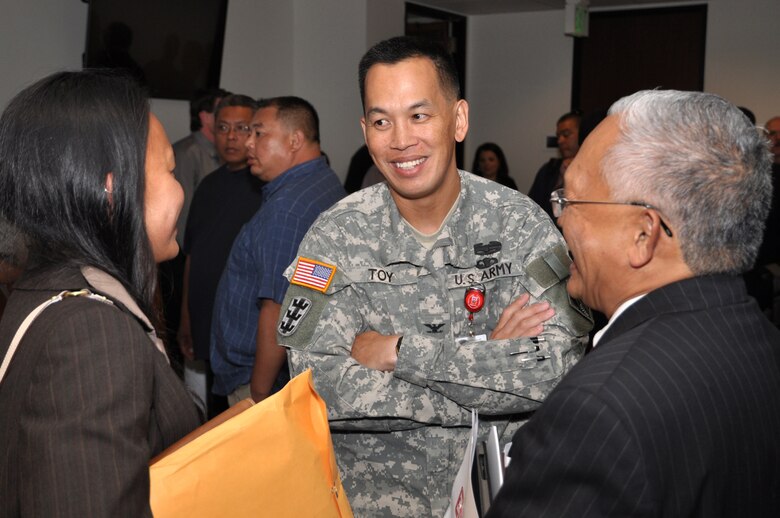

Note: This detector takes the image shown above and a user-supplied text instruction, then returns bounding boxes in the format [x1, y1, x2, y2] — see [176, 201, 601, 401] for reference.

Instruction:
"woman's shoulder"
[2, 266, 158, 361]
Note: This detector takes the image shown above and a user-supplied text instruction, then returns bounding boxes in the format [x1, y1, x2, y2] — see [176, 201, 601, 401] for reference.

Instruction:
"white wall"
[367, 0, 405, 48]
[466, 10, 573, 193]
[703, 0, 780, 126]
[221, 0, 294, 97]
[0, 2, 88, 113]
[292, 0, 369, 178]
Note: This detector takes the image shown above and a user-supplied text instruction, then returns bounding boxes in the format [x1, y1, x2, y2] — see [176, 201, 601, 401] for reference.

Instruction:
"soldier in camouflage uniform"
[276, 37, 592, 517]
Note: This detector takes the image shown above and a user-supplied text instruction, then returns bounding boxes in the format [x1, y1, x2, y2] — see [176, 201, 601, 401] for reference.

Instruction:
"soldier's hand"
[351, 330, 399, 372]
[491, 293, 555, 340]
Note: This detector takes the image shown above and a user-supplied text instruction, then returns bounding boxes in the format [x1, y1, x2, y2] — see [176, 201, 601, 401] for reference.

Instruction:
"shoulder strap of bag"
[80, 266, 168, 361]
[0, 266, 170, 384]
[0, 289, 113, 383]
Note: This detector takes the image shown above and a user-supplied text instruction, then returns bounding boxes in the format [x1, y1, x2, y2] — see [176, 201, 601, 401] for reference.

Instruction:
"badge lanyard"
[464, 283, 485, 337]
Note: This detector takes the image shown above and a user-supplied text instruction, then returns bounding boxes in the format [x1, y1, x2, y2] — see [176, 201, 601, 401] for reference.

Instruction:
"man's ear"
[454, 99, 469, 143]
[628, 210, 661, 269]
[289, 129, 304, 152]
[198, 111, 214, 132]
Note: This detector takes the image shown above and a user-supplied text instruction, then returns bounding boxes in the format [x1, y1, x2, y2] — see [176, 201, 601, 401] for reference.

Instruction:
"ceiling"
[410, 0, 697, 15]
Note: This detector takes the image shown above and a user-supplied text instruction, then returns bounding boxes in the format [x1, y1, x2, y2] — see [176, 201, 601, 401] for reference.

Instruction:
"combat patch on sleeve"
[526, 244, 571, 290]
[290, 257, 336, 293]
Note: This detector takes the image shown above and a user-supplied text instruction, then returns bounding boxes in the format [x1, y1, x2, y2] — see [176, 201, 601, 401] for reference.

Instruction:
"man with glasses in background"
[487, 90, 780, 517]
[161, 88, 227, 375]
[178, 94, 263, 417]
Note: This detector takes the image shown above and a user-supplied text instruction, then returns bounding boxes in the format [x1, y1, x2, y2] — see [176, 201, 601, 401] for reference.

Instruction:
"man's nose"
[390, 122, 415, 150]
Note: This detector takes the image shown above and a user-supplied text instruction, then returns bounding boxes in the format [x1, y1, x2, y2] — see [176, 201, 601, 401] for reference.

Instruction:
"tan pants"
[227, 383, 252, 407]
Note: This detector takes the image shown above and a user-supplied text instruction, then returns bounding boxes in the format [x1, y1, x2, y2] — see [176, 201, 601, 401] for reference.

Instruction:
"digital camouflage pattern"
[278, 172, 592, 517]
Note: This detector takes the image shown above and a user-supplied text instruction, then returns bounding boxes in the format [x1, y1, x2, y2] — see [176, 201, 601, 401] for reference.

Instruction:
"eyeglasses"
[216, 122, 251, 135]
[550, 188, 673, 237]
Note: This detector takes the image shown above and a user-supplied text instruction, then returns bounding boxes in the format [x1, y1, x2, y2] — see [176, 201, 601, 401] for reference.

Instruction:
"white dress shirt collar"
[592, 293, 647, 348]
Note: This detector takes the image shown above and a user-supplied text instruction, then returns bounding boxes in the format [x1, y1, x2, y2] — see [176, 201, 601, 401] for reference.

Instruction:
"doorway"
[572, 5, 708, 114]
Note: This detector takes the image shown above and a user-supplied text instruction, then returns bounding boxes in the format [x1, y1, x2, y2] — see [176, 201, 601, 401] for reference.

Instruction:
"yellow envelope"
[150, 369, 353, 518]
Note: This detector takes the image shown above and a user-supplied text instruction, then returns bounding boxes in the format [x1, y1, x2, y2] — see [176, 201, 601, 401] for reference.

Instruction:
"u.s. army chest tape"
[278, 244, 592, 344]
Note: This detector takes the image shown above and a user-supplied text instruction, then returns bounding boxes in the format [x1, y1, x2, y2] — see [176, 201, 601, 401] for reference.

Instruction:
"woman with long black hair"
[0, 70, 200, 516]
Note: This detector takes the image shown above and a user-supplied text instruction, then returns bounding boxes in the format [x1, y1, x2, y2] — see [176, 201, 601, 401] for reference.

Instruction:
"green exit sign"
[565, 0, 590, 37]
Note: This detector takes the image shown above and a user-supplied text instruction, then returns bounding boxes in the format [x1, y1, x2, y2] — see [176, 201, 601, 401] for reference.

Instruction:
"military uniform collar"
[374, 171, 496, 269]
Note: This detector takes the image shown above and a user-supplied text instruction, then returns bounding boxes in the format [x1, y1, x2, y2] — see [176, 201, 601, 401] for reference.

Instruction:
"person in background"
[160, 87, 228, 373]
[344, 144, 374, 193]
[178, 94, 263, 418]
[757, 115, 780, 266]
[0, 70, 200, 516]
[487, 90, 780, 517]
[173, 88, 230, 244]
[528, 111, 582, 218]
[471, 142, 517, 189]
[744, 114, 780, 318]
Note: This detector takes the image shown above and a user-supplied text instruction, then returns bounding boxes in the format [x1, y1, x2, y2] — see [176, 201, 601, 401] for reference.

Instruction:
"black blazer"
[487, 275, 780, 517]
[0, 266, 200, 517]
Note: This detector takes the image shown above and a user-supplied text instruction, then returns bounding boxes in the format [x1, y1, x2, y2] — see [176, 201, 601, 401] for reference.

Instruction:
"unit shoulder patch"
[278, 296, 313, 337]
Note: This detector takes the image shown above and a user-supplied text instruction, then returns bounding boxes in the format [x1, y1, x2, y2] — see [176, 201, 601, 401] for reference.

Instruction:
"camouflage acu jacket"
[278, 171, 592, 517]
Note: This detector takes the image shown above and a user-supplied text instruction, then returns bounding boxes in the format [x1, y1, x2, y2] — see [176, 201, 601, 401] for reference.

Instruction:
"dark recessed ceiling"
[409, 0, 697, 15]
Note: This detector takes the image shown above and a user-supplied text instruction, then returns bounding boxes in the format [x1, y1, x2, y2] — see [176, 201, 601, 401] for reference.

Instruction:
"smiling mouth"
[393, 157, 426, 170]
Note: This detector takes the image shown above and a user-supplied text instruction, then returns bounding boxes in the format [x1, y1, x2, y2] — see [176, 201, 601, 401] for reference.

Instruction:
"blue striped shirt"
[210, 157, 345, 395]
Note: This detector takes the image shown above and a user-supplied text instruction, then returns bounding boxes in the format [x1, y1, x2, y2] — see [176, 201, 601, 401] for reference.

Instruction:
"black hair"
[0, 70, 157, 317]
[358, 36, 461, 109]
[189, 87, 230, 131]
[257, 96, 320, 144]
[215, 94, 258, 117]
[557, 110, 582, 126]
[472, 142, 510, 181]
[738, 106, 756, 125]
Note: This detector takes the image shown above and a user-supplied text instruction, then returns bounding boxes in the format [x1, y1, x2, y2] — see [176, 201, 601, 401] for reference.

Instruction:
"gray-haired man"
[488, 90, 780, 517]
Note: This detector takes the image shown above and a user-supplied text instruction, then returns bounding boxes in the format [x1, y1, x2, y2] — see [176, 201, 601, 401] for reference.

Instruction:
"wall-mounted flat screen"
[83, 0, 228, 100]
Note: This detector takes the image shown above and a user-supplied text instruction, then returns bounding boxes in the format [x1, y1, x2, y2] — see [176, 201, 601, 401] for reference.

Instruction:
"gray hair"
[603, 90, 772, 274]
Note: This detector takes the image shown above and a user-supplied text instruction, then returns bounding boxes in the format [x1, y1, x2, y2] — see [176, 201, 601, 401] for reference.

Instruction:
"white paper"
[486, 425, 504, 500]
[443, 409, 479, 518]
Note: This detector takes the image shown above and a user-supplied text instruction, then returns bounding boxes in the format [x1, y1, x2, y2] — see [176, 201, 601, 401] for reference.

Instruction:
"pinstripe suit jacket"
[0, 266, 200, 517]
[487, 275, 780, 517]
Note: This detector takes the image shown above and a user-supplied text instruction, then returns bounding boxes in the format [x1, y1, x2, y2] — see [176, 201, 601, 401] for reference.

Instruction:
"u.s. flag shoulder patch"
[290, 257, 337, 293]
